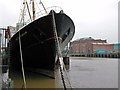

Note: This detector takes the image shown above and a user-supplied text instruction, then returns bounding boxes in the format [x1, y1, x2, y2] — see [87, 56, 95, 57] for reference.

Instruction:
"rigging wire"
[18, 2, 24, 24]
[25, 0, 32, 21]
[18, 32, 27, 89]
[40, 0, 48, 14]
[35, 0, 44, 16]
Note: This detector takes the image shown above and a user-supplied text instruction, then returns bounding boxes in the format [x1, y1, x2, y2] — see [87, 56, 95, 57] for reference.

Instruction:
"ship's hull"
[9, 10, 75, 77]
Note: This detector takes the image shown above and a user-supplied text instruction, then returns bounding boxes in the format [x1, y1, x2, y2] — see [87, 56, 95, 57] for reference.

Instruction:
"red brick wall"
[70, 38, 107, 54]
[92, 44, 114, 52]
[70, 41, 80, 53]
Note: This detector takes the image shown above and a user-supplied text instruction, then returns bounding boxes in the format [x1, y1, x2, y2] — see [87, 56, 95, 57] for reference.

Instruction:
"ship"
[8, 0, 75, 78]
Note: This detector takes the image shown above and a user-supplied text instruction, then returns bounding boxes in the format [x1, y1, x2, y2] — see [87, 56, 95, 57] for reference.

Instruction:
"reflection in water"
[8, 64, 71, 88]
[10, 72, 57, 88]
[8, 69, 62, 88]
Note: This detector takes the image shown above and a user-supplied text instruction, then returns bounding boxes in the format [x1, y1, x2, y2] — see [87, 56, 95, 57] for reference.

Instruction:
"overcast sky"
[0, 0, 119, 43]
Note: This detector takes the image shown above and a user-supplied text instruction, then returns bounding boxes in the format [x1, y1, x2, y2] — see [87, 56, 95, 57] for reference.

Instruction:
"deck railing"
[26, 6, 62, 25]
[17, 6, 62, 31]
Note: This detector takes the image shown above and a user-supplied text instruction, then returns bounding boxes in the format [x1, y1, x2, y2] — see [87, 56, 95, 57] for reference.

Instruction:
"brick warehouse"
[69, 37, 120, 55]
[92, 43, 114, 53]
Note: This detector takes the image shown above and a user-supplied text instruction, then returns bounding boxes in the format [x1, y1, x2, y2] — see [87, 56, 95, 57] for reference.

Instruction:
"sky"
[0, 0, 119, 43]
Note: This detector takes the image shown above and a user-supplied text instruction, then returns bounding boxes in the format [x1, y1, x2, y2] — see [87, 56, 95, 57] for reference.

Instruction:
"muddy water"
[8, 69, 64, 88]
[68, 57, 118, 88]
[1, 57, 118, 88]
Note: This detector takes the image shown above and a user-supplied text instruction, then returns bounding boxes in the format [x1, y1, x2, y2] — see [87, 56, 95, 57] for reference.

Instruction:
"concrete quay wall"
[70, 53, 120, 58]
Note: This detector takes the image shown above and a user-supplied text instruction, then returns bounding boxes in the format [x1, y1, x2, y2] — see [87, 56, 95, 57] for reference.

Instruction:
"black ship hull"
[9, 10, 75, 77]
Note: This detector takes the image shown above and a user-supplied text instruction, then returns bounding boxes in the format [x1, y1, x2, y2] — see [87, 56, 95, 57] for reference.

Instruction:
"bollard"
[63, 57, 70, 65]
[118, 54, 120, 58]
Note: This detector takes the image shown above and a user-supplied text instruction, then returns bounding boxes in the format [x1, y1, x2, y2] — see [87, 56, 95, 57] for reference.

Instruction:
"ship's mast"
[19, 0, 48, 25]
[32, 0, 35, 20]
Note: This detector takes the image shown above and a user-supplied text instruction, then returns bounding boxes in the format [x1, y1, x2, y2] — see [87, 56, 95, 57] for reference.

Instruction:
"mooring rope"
[62, 59, 73, 90]
[58, 58, 67, 90]
[18, 32, 27, 88]
[51, 10, 72, 89]
[51, 10, 66, 89]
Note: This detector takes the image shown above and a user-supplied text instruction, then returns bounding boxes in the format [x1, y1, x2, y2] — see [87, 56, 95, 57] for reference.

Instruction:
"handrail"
[35, 6, 62, 19]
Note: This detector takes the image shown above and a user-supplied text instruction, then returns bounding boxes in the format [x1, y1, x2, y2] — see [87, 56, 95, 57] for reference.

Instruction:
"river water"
[0, 57, 118, 89]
